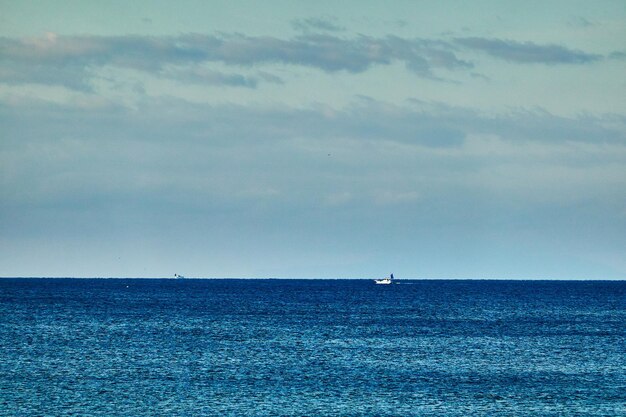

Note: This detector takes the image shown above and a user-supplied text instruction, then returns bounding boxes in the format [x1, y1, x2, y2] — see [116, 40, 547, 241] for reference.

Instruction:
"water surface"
[0, 279, 624, 416]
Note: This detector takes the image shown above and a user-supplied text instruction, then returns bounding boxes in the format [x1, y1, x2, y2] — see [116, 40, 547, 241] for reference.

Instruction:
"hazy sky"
[1, 1, 625, 278]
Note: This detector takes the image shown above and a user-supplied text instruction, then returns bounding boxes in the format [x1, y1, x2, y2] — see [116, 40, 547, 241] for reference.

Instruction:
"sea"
[0, 278, 624, 416]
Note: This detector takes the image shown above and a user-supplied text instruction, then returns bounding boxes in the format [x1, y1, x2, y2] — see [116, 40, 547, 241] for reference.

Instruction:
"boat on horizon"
[174, 274, 185, 279]
[374, 273, 394, 285]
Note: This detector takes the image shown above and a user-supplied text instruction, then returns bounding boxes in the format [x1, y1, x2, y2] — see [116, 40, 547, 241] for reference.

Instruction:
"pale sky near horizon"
[1, 1, 625, 279]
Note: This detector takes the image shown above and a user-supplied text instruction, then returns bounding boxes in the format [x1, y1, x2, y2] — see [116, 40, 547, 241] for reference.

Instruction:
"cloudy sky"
[1, 1, 625, 279]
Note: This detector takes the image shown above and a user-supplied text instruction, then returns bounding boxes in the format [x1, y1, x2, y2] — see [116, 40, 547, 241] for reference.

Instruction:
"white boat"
[174, 274, 185, 279]
[374, 273, 394, 285]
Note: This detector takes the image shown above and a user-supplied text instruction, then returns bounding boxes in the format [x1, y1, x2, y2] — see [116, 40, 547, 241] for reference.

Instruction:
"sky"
[1, 1, 625, 279]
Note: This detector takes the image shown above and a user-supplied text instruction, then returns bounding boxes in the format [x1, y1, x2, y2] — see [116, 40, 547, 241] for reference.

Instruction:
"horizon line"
[1, 276, 625, 281]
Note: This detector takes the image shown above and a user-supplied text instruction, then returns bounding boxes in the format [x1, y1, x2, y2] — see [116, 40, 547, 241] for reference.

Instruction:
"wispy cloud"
[159, 66, 283, 88]
[1, 32, 606, 92]
[455, 37, 602, 64]
[3, 96, 625, 278]
[3, 96, 623, 162]
[3, 96, 625, 259]
[567, 16, 594, 28]
[0, 32, 473, 90]
[609, 51, 626, 60]
[292, 17, 345, 33]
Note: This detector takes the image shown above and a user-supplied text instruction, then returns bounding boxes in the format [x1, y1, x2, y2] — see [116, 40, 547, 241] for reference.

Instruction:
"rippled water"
[0, 279, 624, 416]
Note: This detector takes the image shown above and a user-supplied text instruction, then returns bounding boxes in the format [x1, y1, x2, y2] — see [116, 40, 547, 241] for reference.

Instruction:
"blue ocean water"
[0, 279, 624, 416]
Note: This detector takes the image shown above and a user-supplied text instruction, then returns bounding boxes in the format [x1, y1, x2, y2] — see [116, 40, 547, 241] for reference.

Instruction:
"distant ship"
[374, 273, 394, 285]
[174, 274, 185, 279]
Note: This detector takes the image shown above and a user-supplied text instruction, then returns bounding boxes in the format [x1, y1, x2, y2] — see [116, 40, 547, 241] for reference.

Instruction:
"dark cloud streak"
[292, 17, 345, 32]
[0, 33, 473, 90]
[0, 33, 604, 91]
[159, 67, 284, 88]
[455, 37, 602, 64]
